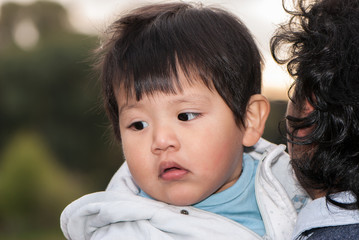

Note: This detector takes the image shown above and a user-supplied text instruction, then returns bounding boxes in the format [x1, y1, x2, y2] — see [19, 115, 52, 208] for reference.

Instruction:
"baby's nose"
[151, 125, 180, 154]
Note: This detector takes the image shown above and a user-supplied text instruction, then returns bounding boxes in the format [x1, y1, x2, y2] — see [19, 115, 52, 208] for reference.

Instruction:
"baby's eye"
[178, 112, 200, 121]
[129, 121, 149, 130]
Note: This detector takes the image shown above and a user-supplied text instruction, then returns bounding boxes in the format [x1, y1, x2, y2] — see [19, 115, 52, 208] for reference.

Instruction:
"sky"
[0, 0, 293, 100]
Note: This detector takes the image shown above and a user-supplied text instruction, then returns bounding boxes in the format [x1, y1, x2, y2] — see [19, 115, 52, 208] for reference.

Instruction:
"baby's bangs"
[114, 38, 214, 101]
[117, 58, 213, 101]
[119, 58, 181, 101]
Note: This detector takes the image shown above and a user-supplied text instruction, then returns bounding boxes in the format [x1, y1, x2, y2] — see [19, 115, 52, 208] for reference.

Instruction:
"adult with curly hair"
[271, 0, 359, 239]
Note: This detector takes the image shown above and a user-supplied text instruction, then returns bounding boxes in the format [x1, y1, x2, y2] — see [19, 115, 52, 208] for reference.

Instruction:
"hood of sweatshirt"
[60, 138, 308, 240]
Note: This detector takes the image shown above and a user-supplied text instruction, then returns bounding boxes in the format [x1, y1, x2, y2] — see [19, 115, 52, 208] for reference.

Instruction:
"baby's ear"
[242, 94, 270, 147]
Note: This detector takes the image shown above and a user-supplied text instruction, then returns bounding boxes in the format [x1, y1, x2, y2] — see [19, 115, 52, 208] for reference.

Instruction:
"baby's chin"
[164, 199, 197, 206]
[153, 193, 208, 206]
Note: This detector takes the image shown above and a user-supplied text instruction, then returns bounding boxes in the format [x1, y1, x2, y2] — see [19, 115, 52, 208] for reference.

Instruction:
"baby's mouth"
[159, 162, 189, 181]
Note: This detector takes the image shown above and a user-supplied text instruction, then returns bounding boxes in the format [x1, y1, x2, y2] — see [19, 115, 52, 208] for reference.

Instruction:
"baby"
[61, 2, 308, 239]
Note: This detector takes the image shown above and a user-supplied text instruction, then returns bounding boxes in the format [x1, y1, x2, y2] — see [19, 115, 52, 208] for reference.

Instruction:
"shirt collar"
[292, 191, 359, 239]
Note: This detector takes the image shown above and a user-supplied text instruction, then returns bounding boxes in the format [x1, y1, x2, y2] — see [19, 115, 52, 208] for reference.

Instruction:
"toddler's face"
[116, 73, 244, 206]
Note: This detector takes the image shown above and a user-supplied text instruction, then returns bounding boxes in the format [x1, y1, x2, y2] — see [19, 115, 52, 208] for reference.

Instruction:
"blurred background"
[0, 0, 291, 239]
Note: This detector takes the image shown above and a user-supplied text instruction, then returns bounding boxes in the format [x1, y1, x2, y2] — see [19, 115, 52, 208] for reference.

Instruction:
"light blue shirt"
[193, 153, 264, 236]
[139, 154, 265, 236]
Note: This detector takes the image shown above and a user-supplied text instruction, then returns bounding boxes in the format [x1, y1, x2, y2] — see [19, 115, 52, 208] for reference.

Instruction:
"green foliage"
[0, 131, 85, 235]
[0, 1, 123, 190]
[0, 0, 71, 44]
[0, 1, 123, 238]
[0, 229, 63, 240]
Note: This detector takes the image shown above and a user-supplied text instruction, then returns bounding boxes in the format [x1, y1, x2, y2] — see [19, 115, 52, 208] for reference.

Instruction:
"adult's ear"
[242, 94, 270, 147]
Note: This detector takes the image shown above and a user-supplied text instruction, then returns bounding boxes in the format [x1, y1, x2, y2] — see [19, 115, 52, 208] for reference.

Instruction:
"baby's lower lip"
[160, 168, 188, 181]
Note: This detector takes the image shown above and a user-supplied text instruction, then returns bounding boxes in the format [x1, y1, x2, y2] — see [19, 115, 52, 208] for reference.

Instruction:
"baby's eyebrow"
[168, 94, 211, 105]
[118, 103, 141, 116]
[118, 93, 211, 116]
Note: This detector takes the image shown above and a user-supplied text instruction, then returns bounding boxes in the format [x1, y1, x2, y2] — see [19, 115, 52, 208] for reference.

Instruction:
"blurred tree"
[0, 1, 123, 192]
[0, 1, 71, 44]
[0, 130, 86, 237]
[26, 1, 71, 36]
[0, 2, 124, 238]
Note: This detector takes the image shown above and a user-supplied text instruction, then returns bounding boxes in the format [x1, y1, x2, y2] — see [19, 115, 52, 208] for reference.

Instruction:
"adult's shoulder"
[304, 223, 359, 240]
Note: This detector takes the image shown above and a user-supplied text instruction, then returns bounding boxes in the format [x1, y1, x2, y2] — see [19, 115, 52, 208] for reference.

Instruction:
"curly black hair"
[271, 0, 359, 210]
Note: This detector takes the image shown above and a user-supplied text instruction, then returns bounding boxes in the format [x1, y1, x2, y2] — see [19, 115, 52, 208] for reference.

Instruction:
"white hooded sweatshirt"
[60, 138, 308, 240]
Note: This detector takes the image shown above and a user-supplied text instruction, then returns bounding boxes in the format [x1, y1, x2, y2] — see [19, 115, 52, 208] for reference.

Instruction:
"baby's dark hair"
[96, 2, 262, 141]
[271, 0, 359, 209]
